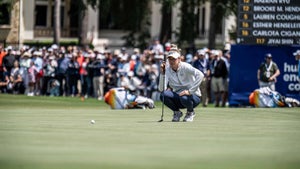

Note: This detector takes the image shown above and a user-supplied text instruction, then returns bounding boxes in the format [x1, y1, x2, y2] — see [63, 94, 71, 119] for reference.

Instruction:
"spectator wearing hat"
[210, 50, 228, 107]
[27, 60, 39, 96]
[3, 46, 16, 76]
[293, 50, 300, 79]
[119, 47, 129, 62]
[9, 60, 24, 94]
[19, 52, 32, 95]
[193, 49, 211, 107]
[257, 53, 280, 91]
[90, 54, 107, 100]
[159, 44, 204, 122]
[42, 54, 58, 95]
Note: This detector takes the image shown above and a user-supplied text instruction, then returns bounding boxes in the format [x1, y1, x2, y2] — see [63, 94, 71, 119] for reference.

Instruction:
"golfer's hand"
[179, 90, 190, 96]
[160, 61, 166, 75]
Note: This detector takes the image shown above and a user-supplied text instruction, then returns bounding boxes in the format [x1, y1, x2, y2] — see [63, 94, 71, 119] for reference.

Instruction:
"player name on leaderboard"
[237, 0, 300, 45]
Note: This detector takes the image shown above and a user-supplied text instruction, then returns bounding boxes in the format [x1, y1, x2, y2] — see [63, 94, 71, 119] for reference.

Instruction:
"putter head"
[158, 119, 163, 122]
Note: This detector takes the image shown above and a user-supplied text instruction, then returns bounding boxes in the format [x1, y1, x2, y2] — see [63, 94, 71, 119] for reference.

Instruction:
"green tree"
[156, 0, 178, 44]
[178, 0, 197, 46]
[121, 0, 151, 50]
[208, 0, 237, 49]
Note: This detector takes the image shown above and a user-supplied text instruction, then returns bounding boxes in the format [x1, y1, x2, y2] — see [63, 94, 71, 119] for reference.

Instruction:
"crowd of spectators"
[0, 40, 231, 106]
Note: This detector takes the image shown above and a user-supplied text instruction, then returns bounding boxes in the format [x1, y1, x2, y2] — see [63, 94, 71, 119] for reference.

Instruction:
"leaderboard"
[237, 0, 300, 45]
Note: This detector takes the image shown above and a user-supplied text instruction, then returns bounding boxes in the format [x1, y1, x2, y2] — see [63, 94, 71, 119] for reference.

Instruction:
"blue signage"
[229, 45, 300, 106]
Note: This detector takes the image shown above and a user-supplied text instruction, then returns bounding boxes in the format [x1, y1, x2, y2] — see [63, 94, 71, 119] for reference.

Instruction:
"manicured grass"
[0, 94, 300, 169]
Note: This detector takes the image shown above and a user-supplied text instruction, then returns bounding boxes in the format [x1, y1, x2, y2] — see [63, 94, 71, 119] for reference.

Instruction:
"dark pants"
[160, 90, 201, 112]
[67, 75, 79, 96]
[80, 75, 92, 97]
[56, 73, 68, 96]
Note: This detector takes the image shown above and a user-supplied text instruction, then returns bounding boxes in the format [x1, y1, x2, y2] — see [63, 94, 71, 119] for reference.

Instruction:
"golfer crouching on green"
[159, 44, 204, 122]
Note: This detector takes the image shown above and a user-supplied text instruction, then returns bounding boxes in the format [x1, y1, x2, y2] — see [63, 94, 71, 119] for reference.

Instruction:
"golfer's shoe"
[172, 111, 183, 122]
[183, 111, 195, 122]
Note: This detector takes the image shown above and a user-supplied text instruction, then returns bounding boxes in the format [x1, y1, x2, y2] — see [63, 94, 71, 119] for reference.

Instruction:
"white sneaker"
[172, 111, 183, 122]
[183, 111, 195, 122]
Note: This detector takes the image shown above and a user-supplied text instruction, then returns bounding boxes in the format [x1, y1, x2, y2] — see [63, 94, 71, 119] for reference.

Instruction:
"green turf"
[0, 94, 300, 169]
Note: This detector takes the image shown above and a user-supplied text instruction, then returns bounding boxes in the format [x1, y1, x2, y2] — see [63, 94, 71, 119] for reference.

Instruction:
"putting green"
[0, 94, 299, 169]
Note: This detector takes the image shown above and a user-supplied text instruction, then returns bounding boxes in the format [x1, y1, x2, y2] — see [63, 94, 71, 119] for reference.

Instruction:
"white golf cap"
[33, 51, 42, 56]
[96, 54, 105, 60]
[167, 51, 180, 59]
[127, 71, 134, 77]
[211, 50, 219, 56]
[51, 44, 58, 49]
[197, 49, 206, 56]
[6, 46, 12, 51]
[22, 52, 31, 57]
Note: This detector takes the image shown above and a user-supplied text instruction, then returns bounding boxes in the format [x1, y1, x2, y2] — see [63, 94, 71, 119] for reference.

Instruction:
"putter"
[158, 91, 164, 122]
[158, 59, 166, 122]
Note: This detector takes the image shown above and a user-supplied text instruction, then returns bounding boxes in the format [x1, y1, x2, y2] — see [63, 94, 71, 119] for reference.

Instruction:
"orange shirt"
[77, 55, 85, 75]
[0, 51, 7, 71]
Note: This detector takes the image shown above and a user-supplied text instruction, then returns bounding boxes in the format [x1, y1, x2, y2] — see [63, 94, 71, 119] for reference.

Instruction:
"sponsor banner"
[229, 44, 300, 106]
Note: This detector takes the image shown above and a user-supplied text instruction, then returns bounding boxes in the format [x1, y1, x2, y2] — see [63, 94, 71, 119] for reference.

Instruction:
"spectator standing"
[56, 50, 71, 96]
[77, 50, 85, 96]
[257, 53, 280, 91]
[27, 60, 39, 96]
[91, 54, 106, 100]
[3, 46, 16, 78]
[193, 49, 210, 107]
[104, 50, 118, 93]
[67, 53, 80, 97]
[80, 54, 92, 99]
[221, 50, 230, 107]
[32, 51, 44, 95]
[19, 52, 32, 95]
[210, 50, 228, 107]
[42, 54, 57, 95]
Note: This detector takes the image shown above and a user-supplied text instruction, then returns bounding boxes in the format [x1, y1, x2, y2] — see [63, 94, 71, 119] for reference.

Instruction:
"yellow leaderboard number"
[256, 38, 265, 44]
[243, 6, 250, 12]
[242, 30, 249, 36]
[242, 22, 249, 28]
